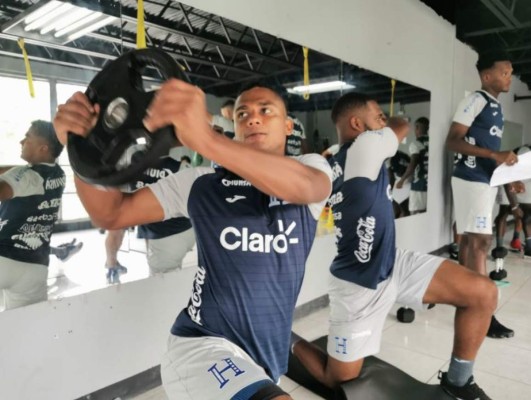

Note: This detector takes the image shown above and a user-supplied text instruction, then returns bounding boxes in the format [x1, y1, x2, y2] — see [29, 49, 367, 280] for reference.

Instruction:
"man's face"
[234, 87, 292, 154]
[20, 128, 47, 163]
[358, 100, 387, 132]
[485, 61, 513, 93]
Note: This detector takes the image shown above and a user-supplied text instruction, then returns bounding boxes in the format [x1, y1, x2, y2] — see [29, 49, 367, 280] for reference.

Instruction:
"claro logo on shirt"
[220, 220, 299, 253]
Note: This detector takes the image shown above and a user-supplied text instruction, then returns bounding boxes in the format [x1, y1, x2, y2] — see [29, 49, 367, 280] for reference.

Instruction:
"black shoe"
[487, 315, 514, 338]
[57, 238, 77, 248]
[57, 242, 83, 262]
[439, 372, 492, 400]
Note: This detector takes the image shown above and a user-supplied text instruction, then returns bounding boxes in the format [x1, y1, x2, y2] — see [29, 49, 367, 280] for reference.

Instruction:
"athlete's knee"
[248, 383, 291, 400]
[325, 358, 362, 387]
[465, 275, 497, 311]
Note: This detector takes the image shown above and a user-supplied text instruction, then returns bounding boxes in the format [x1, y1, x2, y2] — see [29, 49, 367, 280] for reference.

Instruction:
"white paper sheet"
[392, 180, 411, 203]
[490, 152, 531, 187]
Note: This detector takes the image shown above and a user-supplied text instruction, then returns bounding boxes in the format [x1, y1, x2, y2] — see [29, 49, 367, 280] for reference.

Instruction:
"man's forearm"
[447, 139, 494, 159]
[198, 133, 331, 204]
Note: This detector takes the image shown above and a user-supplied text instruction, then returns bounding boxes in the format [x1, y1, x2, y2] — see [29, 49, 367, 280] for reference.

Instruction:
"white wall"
[2, 1, 531, 399]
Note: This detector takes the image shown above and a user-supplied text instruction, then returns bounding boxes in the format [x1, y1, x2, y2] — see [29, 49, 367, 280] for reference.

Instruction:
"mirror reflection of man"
[446, 51, 518, 339]
[285, 114, 309, 156]
[210, 99, 235, 139]
[0, 121, 65, 310]
[396, 117, 429, 214]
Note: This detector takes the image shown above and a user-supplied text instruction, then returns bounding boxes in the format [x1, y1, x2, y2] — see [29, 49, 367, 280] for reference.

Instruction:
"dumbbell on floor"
[489, 246, 508, 281]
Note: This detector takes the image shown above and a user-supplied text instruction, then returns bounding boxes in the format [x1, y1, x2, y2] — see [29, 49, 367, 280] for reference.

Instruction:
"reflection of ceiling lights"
[287, 80, 356, 95]
[1, 0, 119, 45]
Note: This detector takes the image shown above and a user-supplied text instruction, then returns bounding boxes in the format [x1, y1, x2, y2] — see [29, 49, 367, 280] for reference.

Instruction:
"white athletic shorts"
[452, 177, 497, 235]
[161, 335, 274, 400]
[0, 255, 47, 310]
[327, 248, 443, 363]
[408, 190, 427, 212]
[146, 228, 195, 274]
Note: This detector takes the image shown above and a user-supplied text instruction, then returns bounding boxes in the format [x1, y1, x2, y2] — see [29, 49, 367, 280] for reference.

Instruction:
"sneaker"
[510, 238, 523, 251]
[105, 263, 128, 284]
[57, 238, 77, 248]
[487, 315, 514, 338]
[57, 239, 83, 262]
[439, 371, 492, 400]
[524, 247, 531, 258]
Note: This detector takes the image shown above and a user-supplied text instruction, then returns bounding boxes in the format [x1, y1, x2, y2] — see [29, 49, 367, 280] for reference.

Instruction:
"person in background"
[293, 93, 497, 400]
[285, 114, 309, 156]
[446, 51, 518, 339]
[396, 117, 429, 214]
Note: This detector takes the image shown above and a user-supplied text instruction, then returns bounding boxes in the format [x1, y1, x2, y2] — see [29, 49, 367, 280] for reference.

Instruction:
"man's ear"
[349, 115, 361, 131]
[40, 143, 50, 157]
[285, 117, 294, 136]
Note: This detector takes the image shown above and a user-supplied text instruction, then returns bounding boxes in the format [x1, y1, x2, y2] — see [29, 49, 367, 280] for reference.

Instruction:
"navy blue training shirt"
[149, 154, 332, 381]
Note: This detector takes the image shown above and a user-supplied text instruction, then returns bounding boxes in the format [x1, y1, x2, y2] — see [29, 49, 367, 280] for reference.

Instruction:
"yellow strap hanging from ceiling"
[137, 0, 147, 49]
[303, 46, 310, 100]
[17, 39, 35, 98]
[389, 79, 396, 117]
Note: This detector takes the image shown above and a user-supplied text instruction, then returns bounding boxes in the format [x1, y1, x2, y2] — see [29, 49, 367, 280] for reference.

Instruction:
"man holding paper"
[446, 51, 519, 339]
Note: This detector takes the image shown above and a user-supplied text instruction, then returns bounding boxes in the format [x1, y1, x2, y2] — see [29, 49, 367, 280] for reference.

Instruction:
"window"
[0, 76, 51, 165]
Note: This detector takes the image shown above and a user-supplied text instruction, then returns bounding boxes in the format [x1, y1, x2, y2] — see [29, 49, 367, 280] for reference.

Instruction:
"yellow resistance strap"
[17, 39, 35, 98]
[390, 79, 396, 117]
[303, 46, 310, 100]
[137, 0, 146, 49]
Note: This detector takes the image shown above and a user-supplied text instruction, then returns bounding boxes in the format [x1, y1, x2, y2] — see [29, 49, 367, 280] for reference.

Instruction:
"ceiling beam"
[462, 21, 531, 37]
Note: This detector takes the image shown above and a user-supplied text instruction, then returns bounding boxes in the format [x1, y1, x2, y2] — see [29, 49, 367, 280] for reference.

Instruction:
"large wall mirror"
[0, 0, 430, 312]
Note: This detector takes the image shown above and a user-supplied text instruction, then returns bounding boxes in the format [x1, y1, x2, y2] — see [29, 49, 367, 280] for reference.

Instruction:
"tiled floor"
[131, 247, 531, 400]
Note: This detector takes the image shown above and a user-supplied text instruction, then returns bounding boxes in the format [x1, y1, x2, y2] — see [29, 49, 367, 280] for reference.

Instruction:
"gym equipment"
[68, 48, 187, 186]
[397, 306, 415, 323]
[287, 336, 452, 400]
[490, 246, 508, 281]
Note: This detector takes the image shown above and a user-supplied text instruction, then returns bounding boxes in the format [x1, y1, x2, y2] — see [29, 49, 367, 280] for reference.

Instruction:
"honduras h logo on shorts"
[475, 216, 487, 229]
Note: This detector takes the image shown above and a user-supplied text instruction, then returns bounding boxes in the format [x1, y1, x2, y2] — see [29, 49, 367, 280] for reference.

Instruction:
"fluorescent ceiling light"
[55, 12, 102, 37]
[287, 80, 356, 95]
[24, 2, 74, 32]
[67, 16, 116, 42]
[1, 0, 119, 45]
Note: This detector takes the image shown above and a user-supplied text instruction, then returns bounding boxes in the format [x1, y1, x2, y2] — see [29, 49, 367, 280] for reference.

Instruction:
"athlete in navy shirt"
[446, 51, 518, 339]
[292, 93, 497, 400]
[0, 120, 65, 310]
[53, 82, 332, 400]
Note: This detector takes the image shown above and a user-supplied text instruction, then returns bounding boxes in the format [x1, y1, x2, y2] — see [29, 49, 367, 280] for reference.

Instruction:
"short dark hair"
[415, 117, 429, 134]
[331, 92, 373, 124]
[476, 50, 511, 72]
[31, 120, 63, 158]
[221, 99, 235, 109]
[236, 80, 289, 112]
